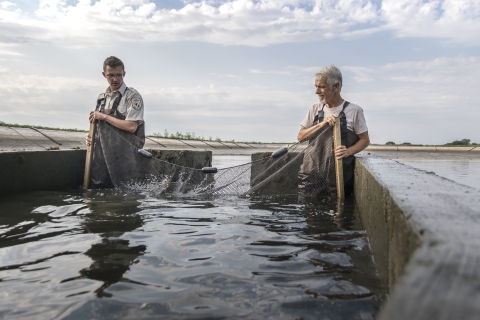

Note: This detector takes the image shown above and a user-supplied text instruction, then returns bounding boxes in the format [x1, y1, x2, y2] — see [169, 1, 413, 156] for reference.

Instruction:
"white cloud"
[0, 66, 102, 120]
[297, 56, 480, 144]
[0, 0, 381, 47]
[0, 64, 311, 138]
[382, 56, 480, 85]
[341, 66, 375, 82]
[382, 0, 480, 46]
[0, 0, 477, 47]
[0, 1, 14, 9]
[0, 49, 23, 56]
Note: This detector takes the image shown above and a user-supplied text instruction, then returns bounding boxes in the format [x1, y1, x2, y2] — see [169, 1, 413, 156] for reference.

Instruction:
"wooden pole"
[83, 121, 96, 189]
[333, 118, 345, 200]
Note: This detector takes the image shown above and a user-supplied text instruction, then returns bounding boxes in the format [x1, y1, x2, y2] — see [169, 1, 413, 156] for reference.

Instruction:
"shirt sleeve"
[125, 92, 144, 124]
[353, 107, 368, 134]
[301, 105, 316, 129]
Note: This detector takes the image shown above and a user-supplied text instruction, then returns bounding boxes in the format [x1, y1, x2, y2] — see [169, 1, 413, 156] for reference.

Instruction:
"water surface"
[0, 158, 384, 319]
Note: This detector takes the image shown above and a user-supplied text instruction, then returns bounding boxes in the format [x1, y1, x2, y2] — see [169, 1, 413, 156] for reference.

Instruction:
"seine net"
[89, 121, 336, 197]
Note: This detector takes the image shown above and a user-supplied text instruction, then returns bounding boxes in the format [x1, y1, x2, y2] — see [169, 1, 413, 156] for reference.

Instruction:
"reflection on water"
[0, 155, 385, 319]
[0, 189, 384, 319]
[395, 159, 480, 190]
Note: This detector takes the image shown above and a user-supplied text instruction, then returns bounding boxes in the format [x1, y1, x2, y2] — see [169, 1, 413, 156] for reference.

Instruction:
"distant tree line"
[150, 130, 227, 142]
[444, 139, 476, 146]
[384, 139, 478, 146]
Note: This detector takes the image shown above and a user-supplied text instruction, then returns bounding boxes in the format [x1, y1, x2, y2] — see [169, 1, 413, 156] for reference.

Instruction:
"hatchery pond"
[0, 156, 385, 320]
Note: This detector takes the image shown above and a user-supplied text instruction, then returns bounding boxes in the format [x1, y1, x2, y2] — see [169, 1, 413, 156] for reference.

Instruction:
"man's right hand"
[325, 115, 337, 127]
[86, 134, 91, 146]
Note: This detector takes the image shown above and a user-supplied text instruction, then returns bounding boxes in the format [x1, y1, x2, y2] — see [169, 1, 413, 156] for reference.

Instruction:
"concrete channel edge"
[354, 155, 480, 320]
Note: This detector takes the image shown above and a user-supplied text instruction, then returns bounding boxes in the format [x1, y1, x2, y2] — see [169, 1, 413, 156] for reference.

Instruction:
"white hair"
[315, 65, 342, 92]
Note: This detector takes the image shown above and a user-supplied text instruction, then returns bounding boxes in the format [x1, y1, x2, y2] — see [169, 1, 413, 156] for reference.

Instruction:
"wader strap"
[338, 101, 350, 132]
[95, 88, 128, 115]
[313, 105, 325, 125]
[96, 94, 106, 112]
[109, 90, 125, 116]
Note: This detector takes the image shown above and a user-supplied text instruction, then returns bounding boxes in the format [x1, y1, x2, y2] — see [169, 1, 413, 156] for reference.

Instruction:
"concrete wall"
[354, 156, 480, 320]
[0, 149, 212, 196]
[0, 150, 87, 196]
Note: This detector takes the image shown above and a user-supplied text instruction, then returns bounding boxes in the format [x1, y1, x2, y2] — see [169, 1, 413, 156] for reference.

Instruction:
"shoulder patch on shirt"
[132, 99, 142, 111]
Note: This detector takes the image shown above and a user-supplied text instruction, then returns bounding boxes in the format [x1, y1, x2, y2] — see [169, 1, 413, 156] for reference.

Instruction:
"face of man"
[103, 65, 125, 92]
[315, 76, 339, 104]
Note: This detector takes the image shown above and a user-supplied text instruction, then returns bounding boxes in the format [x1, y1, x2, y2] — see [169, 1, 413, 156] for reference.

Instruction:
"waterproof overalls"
[89, 89, 146, 188]
[298, 101, 359, 197]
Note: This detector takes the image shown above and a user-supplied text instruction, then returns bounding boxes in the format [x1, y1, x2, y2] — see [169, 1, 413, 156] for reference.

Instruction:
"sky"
[0, 0, 479, 144]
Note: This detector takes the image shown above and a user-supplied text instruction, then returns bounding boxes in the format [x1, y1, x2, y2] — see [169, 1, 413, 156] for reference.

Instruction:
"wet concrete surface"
[0, 127, 288, 155]
[3, 126, 479, 156]
[364, 150, 480, 190]
[355, 155, 480, 320]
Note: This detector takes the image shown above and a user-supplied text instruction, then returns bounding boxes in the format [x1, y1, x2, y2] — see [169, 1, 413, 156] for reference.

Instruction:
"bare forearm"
[103, 115, 138, 133]
[90, 111, 138, 133]
[347, 137, 370, 155]
[297, 122, 328, 142]
[334, 131, 370, 159]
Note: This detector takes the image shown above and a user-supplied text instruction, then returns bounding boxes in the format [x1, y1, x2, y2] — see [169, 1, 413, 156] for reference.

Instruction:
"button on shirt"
[101, 82, 144, 124]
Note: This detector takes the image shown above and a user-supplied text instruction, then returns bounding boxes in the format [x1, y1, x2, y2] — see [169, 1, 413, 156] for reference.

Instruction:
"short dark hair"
[103, 56, 125, 71]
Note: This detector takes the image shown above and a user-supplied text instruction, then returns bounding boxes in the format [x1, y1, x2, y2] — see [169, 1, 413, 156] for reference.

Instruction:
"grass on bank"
[0, 121, 88, 133]
[149, 130, 269, 144]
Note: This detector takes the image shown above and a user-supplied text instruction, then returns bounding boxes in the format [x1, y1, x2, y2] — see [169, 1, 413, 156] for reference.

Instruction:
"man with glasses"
[86, 56, 145, 147]
[86, 56, 145, 188]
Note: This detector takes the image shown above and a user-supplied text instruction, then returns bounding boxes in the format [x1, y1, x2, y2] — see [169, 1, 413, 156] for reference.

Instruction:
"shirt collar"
[105, 82, 127, 96]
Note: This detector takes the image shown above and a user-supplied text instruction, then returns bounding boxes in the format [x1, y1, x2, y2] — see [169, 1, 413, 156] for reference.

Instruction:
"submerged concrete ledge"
[0, 150, 86, 196]
[0, 149, 212, 196]
[354, 156, 480, 320]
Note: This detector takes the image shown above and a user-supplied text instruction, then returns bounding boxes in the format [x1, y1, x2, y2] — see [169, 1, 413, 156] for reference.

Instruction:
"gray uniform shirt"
[99, 82, 144, 124]
[301, 101, 368, 134]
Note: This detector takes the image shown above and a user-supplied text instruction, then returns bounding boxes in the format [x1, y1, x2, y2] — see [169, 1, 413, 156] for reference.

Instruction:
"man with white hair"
[297, 65, 370, 195]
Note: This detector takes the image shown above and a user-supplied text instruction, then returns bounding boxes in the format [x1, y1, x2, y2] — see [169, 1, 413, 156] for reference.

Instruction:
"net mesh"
[90, 121, 336, 198]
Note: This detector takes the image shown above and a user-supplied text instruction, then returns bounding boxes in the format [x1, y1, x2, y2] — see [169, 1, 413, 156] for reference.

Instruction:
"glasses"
[105, 73, 124, 79]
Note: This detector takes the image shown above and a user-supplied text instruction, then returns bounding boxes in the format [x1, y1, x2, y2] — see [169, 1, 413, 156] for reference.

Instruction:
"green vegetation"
[0, 121, 87, 133]
[149, 130, 270, 144]
[373, 138, 479, 147]
[445, 139, 473, 146]
[151, 130, 226, 142]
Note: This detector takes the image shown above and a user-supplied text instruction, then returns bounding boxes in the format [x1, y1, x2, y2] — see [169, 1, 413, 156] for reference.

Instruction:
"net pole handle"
[83, 121, 97, 189]
[333, 119, 345, 200]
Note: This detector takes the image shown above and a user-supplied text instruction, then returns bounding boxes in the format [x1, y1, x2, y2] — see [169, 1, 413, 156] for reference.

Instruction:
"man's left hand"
[89, 111, 107, 123]
[334, 145, 350, 159]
